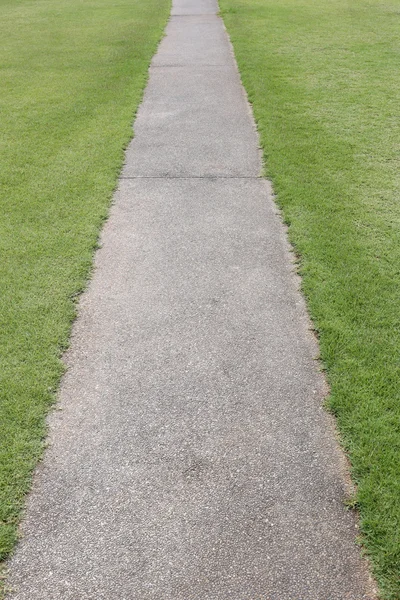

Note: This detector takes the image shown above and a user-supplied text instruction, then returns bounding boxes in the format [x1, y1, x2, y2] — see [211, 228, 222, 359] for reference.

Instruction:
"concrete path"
[8, 0, 376, 598]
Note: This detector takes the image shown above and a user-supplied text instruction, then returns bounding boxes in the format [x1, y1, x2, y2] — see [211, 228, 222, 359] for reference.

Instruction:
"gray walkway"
[8, 0, 375, 598]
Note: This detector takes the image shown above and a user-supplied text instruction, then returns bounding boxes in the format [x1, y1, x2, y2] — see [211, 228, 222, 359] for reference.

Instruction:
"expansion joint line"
[119, 176, 262, 180]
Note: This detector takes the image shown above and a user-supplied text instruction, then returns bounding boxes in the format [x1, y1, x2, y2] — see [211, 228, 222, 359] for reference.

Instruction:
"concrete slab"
[7, 0, 376, 598]
[171, 0, 216, 15]
[152, 16, 232, 67]
[123, 65, 260, 178]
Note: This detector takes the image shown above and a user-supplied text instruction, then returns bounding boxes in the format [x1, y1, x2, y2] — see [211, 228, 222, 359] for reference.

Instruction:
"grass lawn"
[220, 0, 400, 596]
[0, 0, 170, 586]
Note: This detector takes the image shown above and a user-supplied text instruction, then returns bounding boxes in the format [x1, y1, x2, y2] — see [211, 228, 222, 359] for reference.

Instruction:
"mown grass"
[220, 0, 400, 596]
[0, 0, 170, 584]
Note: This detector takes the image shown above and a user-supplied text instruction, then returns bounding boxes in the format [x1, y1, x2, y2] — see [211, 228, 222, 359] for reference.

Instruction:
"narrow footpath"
[8, 0, 375, 598]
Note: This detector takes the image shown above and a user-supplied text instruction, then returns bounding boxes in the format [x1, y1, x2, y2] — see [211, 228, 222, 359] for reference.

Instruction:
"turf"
[0, 0, 170, 581]
[219, 0, 400, 596]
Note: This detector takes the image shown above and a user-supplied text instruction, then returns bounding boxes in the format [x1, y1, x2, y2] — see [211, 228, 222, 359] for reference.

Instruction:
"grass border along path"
[220, 0, 400, 597]
[0, 0, 170, 588]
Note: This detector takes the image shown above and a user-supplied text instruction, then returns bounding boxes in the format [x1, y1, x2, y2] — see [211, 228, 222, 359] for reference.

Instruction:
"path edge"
[218, 3, 379, 597]
[1, 4, 173, 598]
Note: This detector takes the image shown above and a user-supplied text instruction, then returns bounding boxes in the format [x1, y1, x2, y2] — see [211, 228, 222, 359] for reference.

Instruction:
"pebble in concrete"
[7, 0, 376, 598]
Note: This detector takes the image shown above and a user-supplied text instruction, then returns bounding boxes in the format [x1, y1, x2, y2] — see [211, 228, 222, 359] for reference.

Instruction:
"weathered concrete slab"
[7, 0, 376, 598]
[123, 65, 260, 178]
[171, 0, 216, 15]
[152, 16, 232, 67]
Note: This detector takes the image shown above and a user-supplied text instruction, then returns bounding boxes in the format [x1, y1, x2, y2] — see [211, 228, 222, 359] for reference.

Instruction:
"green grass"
[219, 0, 400, 597]
[0, 0, 170, 582]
